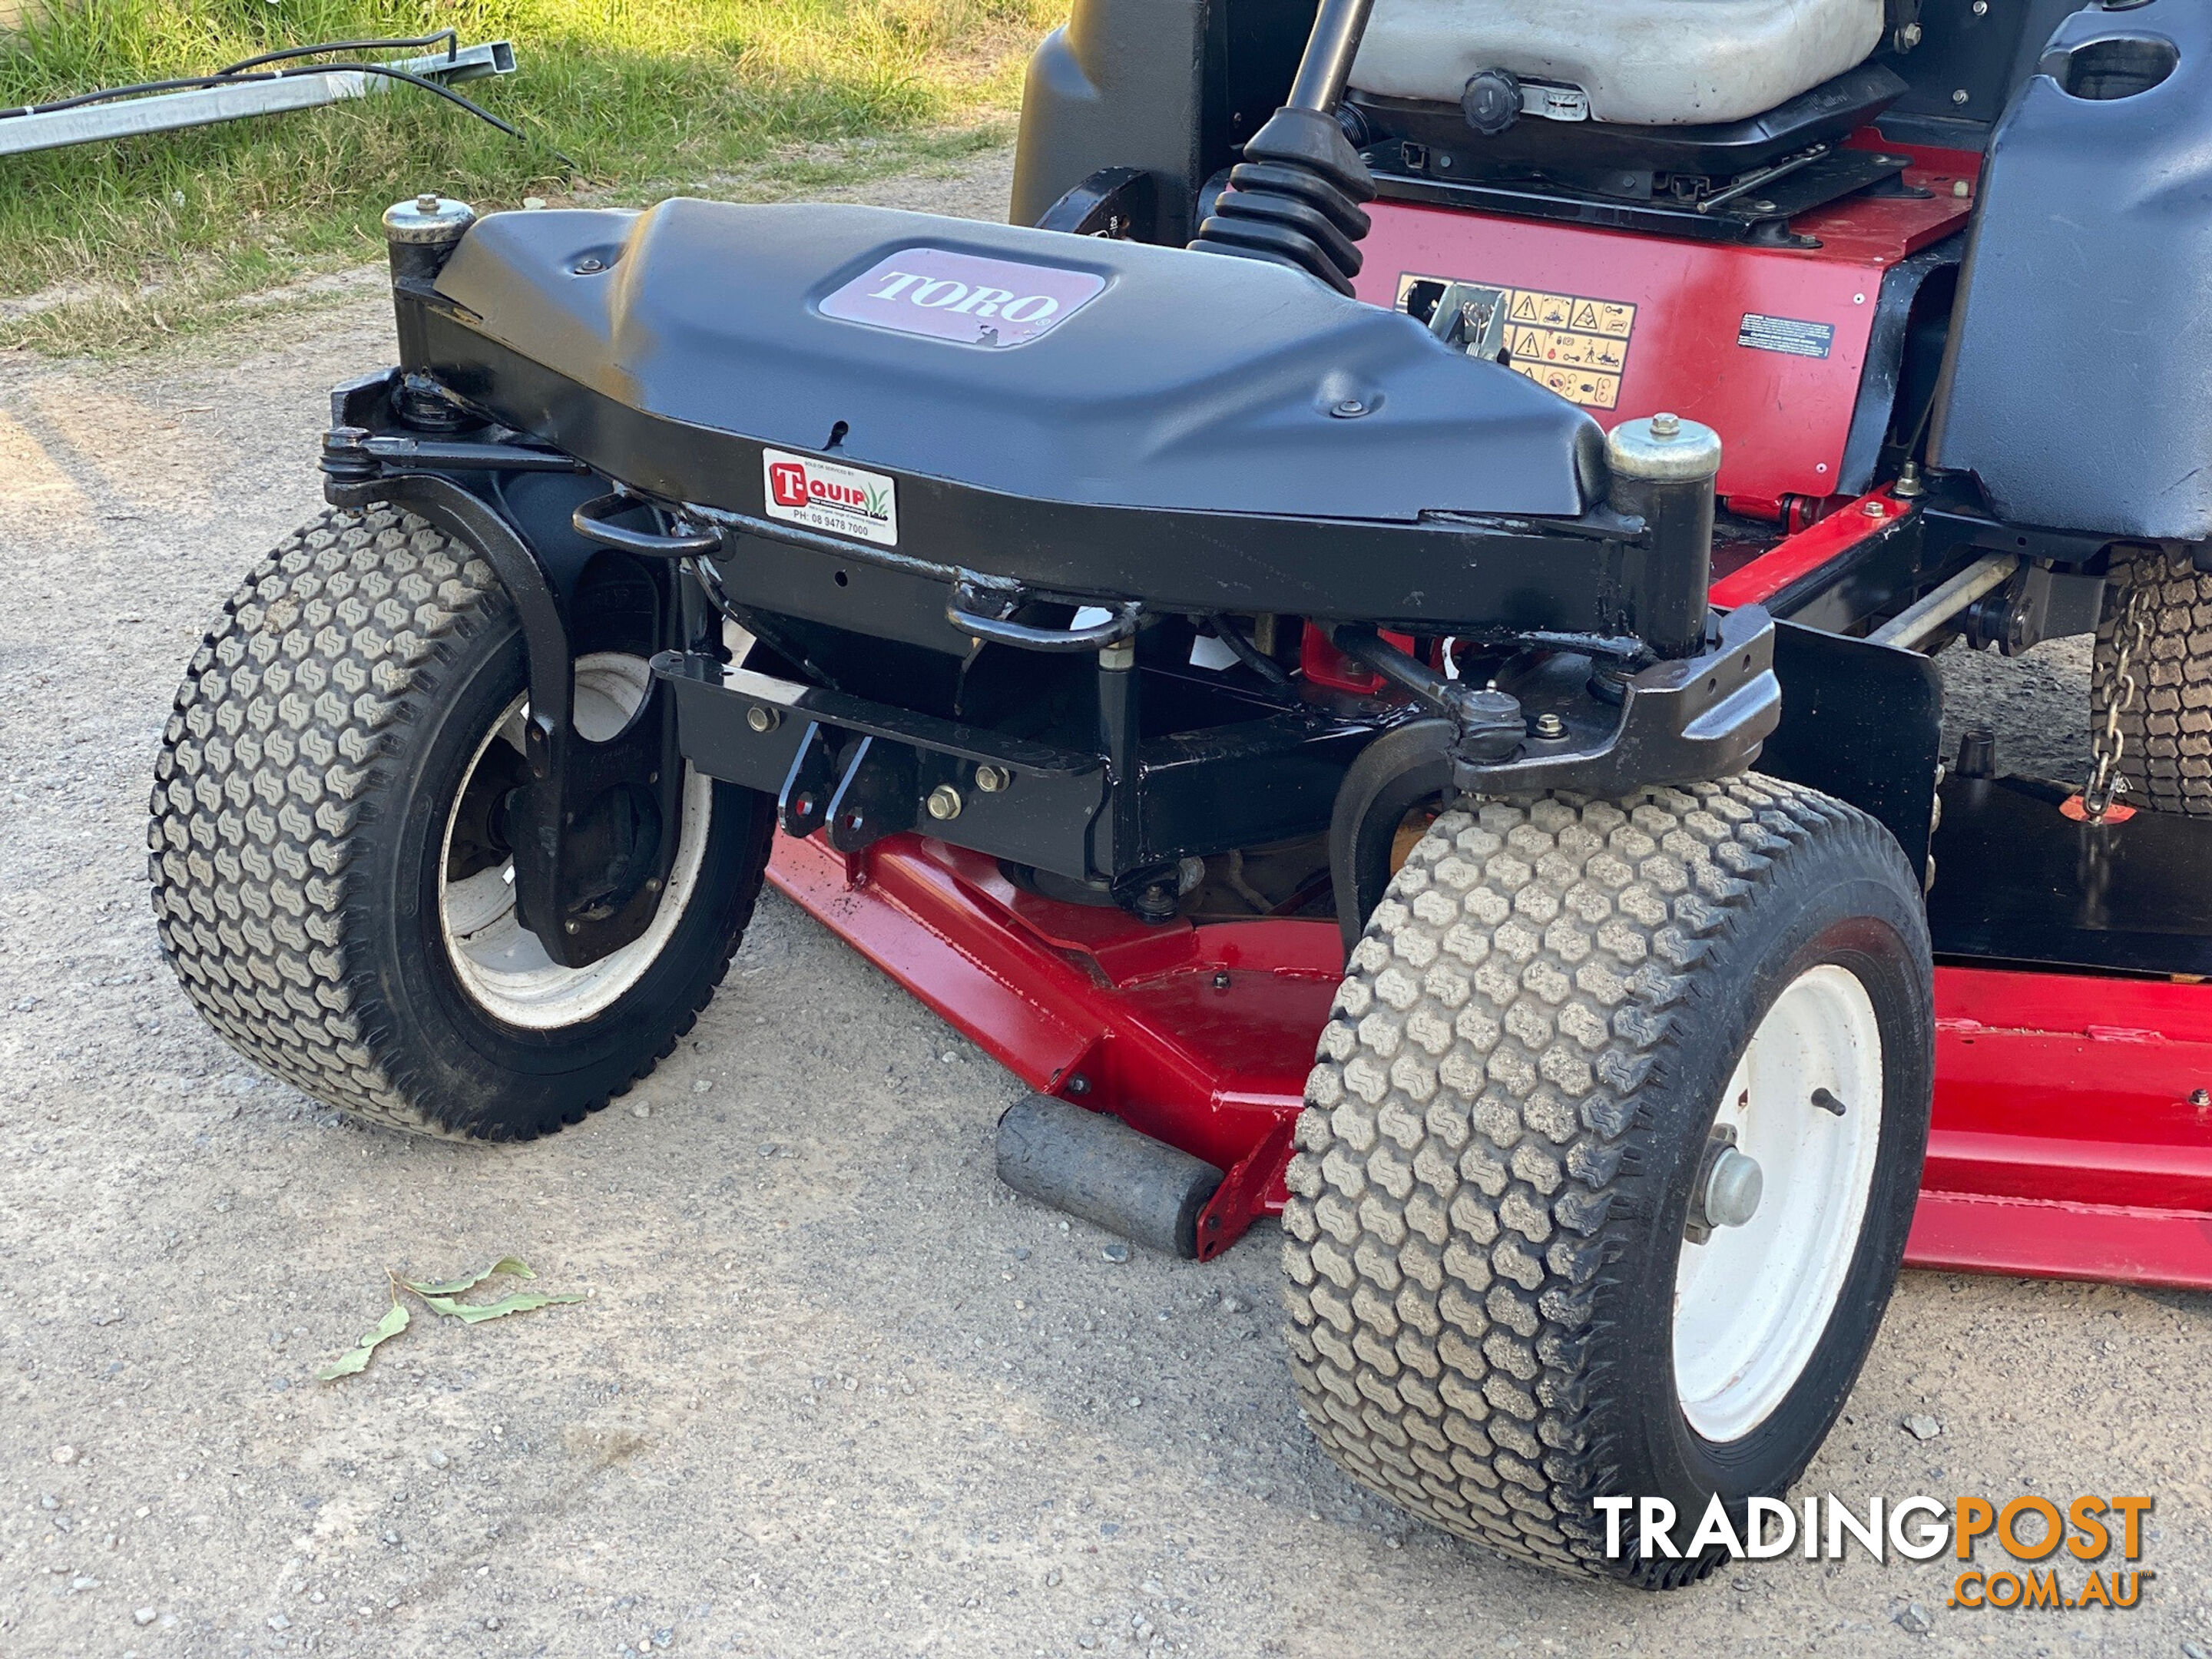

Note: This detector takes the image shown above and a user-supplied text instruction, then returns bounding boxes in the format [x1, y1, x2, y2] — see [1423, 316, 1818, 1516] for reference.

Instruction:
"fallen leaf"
[418, 1290, 584, 1325]
[402, 1256, 535, 1297]
[318, 1301, 408, 1381]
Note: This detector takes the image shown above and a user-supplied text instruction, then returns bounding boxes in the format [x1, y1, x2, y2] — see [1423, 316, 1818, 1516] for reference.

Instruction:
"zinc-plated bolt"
[1952, 88, 1970, 105]
[1650, 411, 1682, 438]
[974, 764, 1011, 793]
[416, 192, 440, 214]
[926, 784, 963, 821]
[1703, 1147, 1763, 1230]
[1532, 712, 1567, 740]
[746, 704, 779, 733]
[564, 920, 580, 935]
[1331, 399, 1369, 419]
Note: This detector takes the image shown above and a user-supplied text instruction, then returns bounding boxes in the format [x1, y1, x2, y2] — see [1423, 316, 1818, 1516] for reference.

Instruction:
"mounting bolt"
[1649, 411, 1682, 438]
[2192, 1088, 2211, 1108]
[1532, 711, 1567, 740]
[1212, 969, 1232, 991]
[926, 784, 963, 821]
[1330, 398, 1370, 419]
[746, 704, 780, 733]
[564, 920, 580, 935]
[416, 192, 440, 214]
[1952, 179, 1971, 199]
[1863, 498, 1889, 518]
[974, 763, 1011, 793]
[574, 256, 605, 274]
[645, 877, 662, 894]
[1067, 1075, 1091, 1097]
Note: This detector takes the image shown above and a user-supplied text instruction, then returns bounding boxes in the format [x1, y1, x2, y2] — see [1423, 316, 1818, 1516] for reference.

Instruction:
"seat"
[1350, 0, 1887, 127]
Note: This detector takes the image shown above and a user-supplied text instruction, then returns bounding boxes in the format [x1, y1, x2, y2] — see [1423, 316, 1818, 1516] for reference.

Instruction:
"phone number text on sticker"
[763, 449, 899, 548]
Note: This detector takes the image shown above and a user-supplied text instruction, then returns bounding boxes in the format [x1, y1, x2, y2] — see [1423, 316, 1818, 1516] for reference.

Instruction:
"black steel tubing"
[1286, 0, 1379, 113]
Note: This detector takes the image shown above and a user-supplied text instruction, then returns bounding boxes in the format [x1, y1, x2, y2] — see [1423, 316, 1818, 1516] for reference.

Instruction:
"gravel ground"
[2, 148, 2207, 1659]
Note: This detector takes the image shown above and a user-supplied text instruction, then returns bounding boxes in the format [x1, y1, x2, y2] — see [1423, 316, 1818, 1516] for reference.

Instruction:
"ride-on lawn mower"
[149, 0, 2211, 1587]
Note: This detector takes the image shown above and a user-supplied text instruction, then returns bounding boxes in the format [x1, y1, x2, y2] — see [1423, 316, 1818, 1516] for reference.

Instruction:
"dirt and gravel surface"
[2, 147, 2207, 1659]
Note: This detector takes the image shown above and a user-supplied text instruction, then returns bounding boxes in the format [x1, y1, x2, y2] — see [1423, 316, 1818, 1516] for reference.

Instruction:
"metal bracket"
[323, 464, 683, 969]
[1449, 606, 1781, 798]
[824, 736, 919, 853]
[1035, 167, 1157, 240]
[778, 723, 839, 839]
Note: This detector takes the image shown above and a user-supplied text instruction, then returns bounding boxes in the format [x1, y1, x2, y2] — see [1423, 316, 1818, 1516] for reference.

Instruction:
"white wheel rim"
[1673, 964, 1883, 1443]
[438, 652, 712, 1030]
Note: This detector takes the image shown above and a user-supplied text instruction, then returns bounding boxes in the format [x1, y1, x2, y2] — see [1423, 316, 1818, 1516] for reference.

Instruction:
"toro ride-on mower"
[150, 0, 2212, 1586]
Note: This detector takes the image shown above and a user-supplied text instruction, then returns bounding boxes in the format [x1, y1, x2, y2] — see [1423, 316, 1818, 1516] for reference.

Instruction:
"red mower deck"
[770, 833, 2212, 1289]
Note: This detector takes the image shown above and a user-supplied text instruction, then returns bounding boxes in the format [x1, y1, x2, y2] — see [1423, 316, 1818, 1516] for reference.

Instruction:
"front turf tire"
[1283, 777, 1934, 1586]
[148, 506, 775, 1141]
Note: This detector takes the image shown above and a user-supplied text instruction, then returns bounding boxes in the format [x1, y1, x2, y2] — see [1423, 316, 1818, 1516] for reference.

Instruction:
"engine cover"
[432, 199, 1604, 524]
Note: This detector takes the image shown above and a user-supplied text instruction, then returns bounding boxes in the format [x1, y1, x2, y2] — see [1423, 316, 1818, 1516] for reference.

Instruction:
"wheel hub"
[1672, 963, 1885, 1443]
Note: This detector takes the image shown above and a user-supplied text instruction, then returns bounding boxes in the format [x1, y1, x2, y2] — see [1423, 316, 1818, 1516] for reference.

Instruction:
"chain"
[2084, 573, 2155, 819]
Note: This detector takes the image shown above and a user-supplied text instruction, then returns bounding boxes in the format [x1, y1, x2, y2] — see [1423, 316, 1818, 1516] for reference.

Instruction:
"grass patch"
[0, 0, 1058, 350]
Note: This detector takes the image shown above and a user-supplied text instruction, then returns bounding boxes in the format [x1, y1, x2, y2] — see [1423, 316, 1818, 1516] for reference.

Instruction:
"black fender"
[1327, 717, 1456, 957]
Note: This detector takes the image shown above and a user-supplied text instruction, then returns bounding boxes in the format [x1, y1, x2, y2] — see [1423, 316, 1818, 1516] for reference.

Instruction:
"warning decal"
[1396, 272, 1637, 410]
[1737, 313, 1836, 359]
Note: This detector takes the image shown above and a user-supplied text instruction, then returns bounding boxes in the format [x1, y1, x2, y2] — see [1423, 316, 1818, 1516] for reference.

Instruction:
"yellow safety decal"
[1396, 272, 1637, 411]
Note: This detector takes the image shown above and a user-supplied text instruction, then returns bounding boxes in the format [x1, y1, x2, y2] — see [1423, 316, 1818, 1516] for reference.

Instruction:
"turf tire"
[148, 506, 774, 1141]
[1282, 776, 1934, 1586]
[2094, 543, 2212, 816]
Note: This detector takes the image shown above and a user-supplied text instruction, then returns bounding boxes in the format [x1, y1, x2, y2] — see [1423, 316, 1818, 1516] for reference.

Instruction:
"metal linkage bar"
[0, 41, 515, 158]
[1869, 551, 2018, 651]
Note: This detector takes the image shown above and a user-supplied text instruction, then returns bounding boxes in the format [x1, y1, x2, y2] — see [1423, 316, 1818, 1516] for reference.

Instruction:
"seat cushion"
[1350, 0, 1886, 126]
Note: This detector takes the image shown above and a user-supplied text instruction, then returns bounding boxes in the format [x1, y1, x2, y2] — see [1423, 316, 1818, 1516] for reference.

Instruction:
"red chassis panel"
[770, 835, 2212, 1288]
[1349, 148, 1975, 504]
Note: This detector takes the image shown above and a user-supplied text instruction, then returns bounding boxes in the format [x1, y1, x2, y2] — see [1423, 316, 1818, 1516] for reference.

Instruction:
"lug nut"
[974, 763, 1011, 793]
[926, 784, 963, 821]
[746, 704, 780, 733]
[1703, 1147, 1763, 1230]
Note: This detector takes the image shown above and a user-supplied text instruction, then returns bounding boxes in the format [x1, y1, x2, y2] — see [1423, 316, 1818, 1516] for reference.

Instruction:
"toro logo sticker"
[819, 247, 1105, 348]
[763, 449, 899, 548]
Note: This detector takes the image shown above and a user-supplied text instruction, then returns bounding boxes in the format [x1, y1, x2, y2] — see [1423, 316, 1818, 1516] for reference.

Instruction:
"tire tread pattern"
[2097, 545, 2212, 816]
[148, 506, 740, 1141]
[1280, 773, 1890, 1585]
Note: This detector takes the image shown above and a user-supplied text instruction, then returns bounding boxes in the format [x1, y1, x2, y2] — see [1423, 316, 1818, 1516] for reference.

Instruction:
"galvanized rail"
[0, 41, 514, 157]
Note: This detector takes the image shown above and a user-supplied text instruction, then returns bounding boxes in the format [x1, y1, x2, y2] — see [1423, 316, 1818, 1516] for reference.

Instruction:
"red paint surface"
[1709, 485, 1909, 608]
[771, 837, 2212, 1287]
[1351, 161, 1972, 502]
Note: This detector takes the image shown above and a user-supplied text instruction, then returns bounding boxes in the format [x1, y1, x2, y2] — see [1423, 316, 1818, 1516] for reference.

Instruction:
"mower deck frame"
[770, 831, 2212, 1288]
